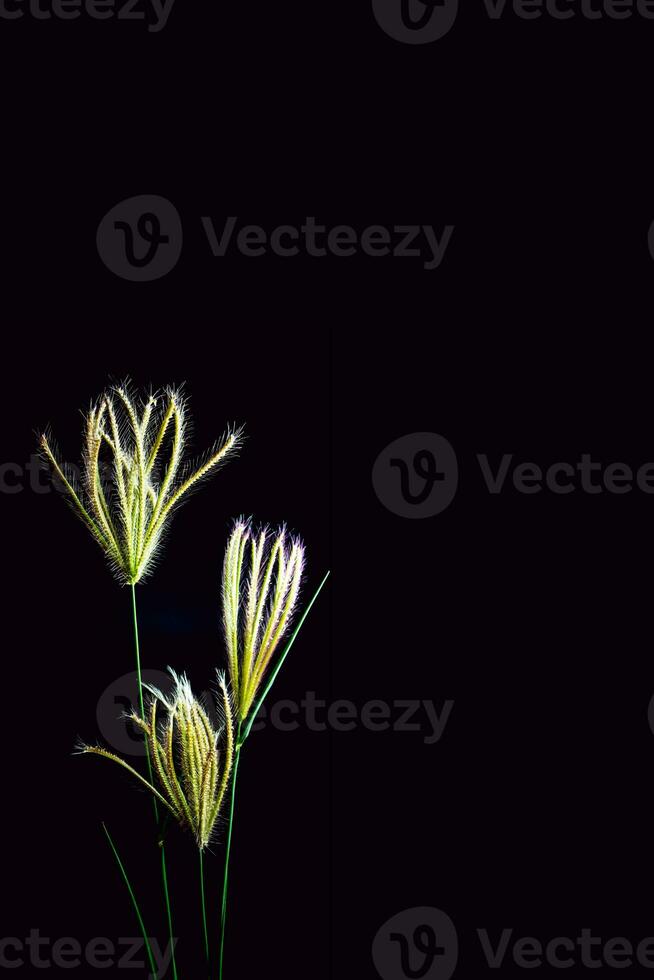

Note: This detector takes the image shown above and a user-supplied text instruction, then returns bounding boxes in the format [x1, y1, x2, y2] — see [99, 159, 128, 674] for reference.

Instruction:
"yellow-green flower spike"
[222, 519, 306, 724]
[40, 382, 244, 585]
[81, 669, 235, 850]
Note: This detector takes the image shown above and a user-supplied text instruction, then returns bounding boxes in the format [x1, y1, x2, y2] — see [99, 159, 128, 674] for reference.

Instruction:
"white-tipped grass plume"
[218, 519, 333, 980]
[81, 669, 235, 851]
[222, 519, 306, 726]
[40, 382, 244, 585]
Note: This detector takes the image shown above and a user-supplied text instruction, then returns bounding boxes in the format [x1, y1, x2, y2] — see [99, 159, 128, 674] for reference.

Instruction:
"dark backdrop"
[2, 2, 654, 979]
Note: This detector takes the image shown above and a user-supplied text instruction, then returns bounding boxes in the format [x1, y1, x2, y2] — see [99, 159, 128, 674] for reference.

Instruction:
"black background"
[2, 0, 654, 978]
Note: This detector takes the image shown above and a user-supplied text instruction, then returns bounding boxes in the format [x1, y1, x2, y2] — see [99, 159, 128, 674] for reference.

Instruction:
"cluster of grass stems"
[40, 382, 329, 979]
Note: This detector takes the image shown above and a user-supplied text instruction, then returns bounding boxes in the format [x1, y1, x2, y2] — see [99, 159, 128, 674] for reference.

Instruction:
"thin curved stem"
[218, 569, 331, 980]
[240, 570, 331, 743]
[218, 730, 242, 980]
[160, 846, 177, 980]
[200, 848, 210, 969]
[102, 823, 158, 979]
[131, 583, 158, 821]
[130, 584, 178, 980]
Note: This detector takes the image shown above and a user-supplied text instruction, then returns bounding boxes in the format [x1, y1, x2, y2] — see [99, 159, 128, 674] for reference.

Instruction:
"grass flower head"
[222, 519, 306, 725]
[40, 382, 243, 584]
[81, 669, 235, 850]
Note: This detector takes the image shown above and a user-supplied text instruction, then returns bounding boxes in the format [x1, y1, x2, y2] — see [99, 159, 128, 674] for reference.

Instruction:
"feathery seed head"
[222, 518, 306, 724]
[81, 668, 235, 850]
[40, 382, 244, 584]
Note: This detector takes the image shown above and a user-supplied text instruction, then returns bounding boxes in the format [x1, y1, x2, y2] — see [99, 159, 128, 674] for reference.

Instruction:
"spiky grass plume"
[222, 519, 306, 724]
[40, 383, 244, 584]
[81, 670, 235, 850]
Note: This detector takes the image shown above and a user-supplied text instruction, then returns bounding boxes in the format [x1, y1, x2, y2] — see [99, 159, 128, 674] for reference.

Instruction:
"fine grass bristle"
[82, 669, 235, 851]
[222, 518, 306, 724]
[40, 382, 244, 585]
